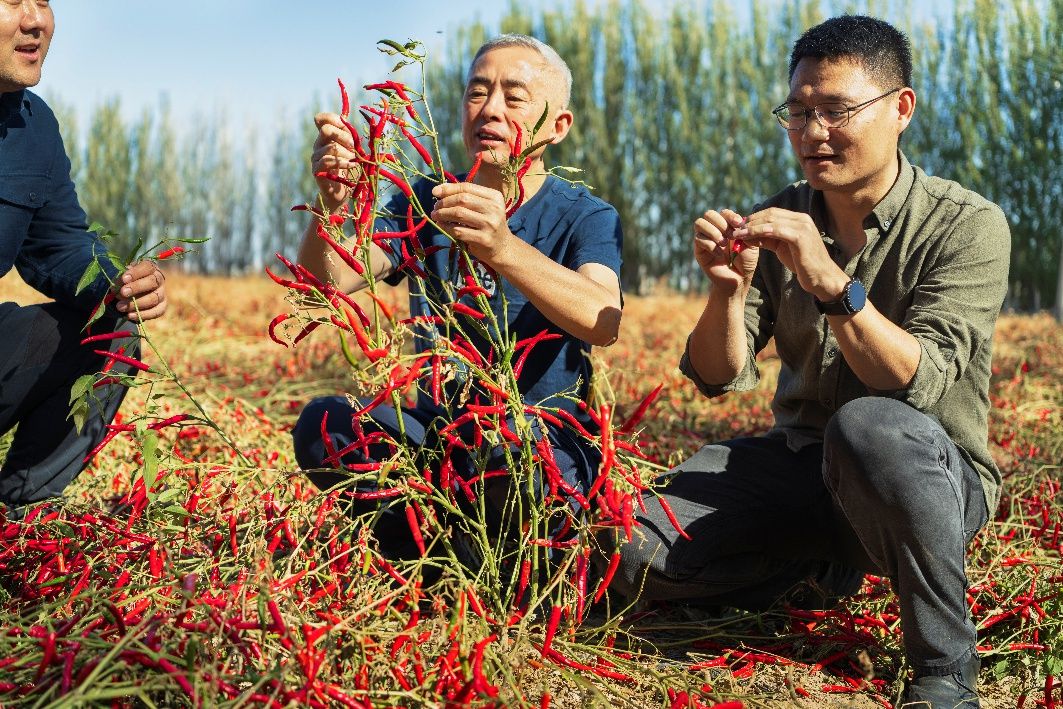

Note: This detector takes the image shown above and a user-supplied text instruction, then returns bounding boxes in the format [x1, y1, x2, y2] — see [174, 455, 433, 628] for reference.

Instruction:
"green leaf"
[69, 401, 89, 434]
[141, 430, 160, 495]
[1046, 655, 1063, 675]
[992, 659, 1009, 679]
[392, 60, 412, 72]
[69, 374, 95, 406]
[123, 237, 144, 265]
[75, 260, 101, 296]
[154, 487, 183, 504]
[85, 300, 107, 329]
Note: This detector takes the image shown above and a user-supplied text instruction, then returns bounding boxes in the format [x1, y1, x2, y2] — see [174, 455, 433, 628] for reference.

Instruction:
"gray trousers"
[0, 301, 135, 515]
[614, 397, 988, 675]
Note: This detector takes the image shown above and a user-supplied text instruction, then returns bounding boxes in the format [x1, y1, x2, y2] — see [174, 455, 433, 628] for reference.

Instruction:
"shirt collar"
[507, 173, 555, 232]
[868, 150, 915, 233]
[0, 89, 26, 122]
[807, 149, 915, 239]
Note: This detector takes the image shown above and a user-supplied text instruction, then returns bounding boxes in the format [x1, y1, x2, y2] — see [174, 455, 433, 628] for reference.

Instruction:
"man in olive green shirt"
[614, 16, 1009, 709]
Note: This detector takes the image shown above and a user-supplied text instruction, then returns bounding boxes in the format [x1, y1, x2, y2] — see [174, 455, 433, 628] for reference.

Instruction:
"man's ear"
[897, 87, 916, 134]
[550, 108, 574, 145]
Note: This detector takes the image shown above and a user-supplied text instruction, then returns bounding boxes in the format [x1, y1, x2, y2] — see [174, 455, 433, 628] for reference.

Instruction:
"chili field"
[0, 271, 1060, 708]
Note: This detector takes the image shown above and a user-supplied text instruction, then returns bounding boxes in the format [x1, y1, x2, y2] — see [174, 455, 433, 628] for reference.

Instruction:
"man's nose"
[481, 88, 507, 121]
[19, 0, 48, 32]
[800, 114, 831, 140]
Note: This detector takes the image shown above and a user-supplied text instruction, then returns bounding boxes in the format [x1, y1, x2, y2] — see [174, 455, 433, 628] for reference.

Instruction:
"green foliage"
[56, 0, 1060, 307]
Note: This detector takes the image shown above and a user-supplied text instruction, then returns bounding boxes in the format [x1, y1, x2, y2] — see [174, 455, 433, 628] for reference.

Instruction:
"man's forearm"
[829, 302, 921, 392]
[296, 216, 392, 294]
[489, 237, 621, 347]
[687, 282, 751, 386]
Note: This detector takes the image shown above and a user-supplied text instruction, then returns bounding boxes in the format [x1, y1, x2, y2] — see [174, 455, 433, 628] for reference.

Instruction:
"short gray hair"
[468, 34, 572, 109]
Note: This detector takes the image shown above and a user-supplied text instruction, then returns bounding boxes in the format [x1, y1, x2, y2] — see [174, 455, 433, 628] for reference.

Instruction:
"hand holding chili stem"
[310, 112, 360, 211]
[693, 208, 758, 291]
[113, 260, 167, 322]
[733, 207, 849, 301]
[430, 181, 516, 267]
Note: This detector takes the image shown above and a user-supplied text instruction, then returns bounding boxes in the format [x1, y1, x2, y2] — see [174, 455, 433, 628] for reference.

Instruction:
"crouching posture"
[613, 16, 1008, 709]
[291, 35, 622, 561]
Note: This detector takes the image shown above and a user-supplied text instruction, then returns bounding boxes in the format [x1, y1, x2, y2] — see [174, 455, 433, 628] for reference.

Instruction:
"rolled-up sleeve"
[893, 204, 1010, 410]
[678, 266, 776, 399]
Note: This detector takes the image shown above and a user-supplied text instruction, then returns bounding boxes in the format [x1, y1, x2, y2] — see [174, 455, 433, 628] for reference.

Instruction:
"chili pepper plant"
[0, 40, 1059, 709]
[263, 35, 677, 688]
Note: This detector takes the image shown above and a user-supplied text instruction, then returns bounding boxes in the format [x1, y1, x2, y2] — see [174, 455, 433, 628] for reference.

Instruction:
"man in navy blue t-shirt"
[291, 34, 623, 558]
[0, 2, 168, 520]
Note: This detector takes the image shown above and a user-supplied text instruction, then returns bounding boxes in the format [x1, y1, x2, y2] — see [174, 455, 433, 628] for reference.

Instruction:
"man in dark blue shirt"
[1, 1, 168, 519]
[291, 34, 623, 560]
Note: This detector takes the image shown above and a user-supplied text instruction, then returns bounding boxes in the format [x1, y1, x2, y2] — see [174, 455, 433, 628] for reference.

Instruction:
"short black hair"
[789, 15, 912, 89]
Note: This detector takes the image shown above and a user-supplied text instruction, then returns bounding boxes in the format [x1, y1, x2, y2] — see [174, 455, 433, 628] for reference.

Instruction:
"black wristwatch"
[815, 277, 866, 315]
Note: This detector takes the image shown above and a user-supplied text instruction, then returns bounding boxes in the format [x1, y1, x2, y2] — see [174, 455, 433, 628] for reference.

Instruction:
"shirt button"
[29, 192, 38, 201]
[826, 346, 837, 358]
[882, 218, 892, 229]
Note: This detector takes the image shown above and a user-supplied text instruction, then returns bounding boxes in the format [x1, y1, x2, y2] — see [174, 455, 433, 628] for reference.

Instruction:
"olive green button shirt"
[681, 151, 1011, 514]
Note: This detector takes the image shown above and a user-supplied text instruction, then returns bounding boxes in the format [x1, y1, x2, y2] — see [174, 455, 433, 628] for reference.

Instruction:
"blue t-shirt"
[376, 174, 623, 417]
[0, 90, 117, 310]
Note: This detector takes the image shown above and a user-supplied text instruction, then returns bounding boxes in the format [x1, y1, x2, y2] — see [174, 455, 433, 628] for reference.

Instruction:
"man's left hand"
[430, 182, 514, 266]
[733, 207, 849, 301]
[113, 260, 168, 322]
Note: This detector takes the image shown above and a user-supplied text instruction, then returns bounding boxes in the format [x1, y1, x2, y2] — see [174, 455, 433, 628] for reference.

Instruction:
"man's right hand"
[311, 112, 360, 211]
[693, 208, 759, 292]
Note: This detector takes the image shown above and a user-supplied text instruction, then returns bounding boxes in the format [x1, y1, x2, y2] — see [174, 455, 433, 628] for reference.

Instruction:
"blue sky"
[36, 0, 955, 140]
[37, 1, 584, 136]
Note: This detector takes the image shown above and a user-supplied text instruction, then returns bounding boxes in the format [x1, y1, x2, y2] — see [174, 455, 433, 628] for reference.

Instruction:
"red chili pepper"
[315, 222, 365, 275]
[378, 168, 413, 197]
[575, 548, 589, 620]
[292, 320, 322, 347]
[156, 245, 185, 260]
[466, 154, 483, 182]
[448, 301, 486, 321]
[80, 330, 135, 346]
[364, 289, 394, 320]
[265, 266, 312, 293]
[657, 496, 692, 541]
[400, 125, 434, 166]
[94, 349, 151, 372]
[511, 122, 523, 156]
[594, 551, 622, 603]
[364, 80, 419, 121]
[619, 383, 664, 434]
[404, 504, 426, 557]
[268, 313, 290, 347]
[541, 605, 562, 658]
[147, 414, 191, 430]
[337, 77, 350, 118]
[505, 157, 533, 218]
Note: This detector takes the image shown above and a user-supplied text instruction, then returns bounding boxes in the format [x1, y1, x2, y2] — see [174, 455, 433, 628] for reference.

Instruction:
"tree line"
[54, 0, 1061, 312]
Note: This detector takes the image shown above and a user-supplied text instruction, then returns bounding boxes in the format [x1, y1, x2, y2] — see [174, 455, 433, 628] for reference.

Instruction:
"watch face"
[847, 279, 866, 312]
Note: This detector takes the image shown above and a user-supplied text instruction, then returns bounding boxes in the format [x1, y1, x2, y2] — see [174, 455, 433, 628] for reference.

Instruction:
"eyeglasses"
[772, 88, 901, 130]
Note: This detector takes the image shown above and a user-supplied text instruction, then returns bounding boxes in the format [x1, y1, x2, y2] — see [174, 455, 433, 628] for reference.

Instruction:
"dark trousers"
[614, 397, 988, 675]
[0, 301, 136, 515]
[291, 395, 599, 555]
